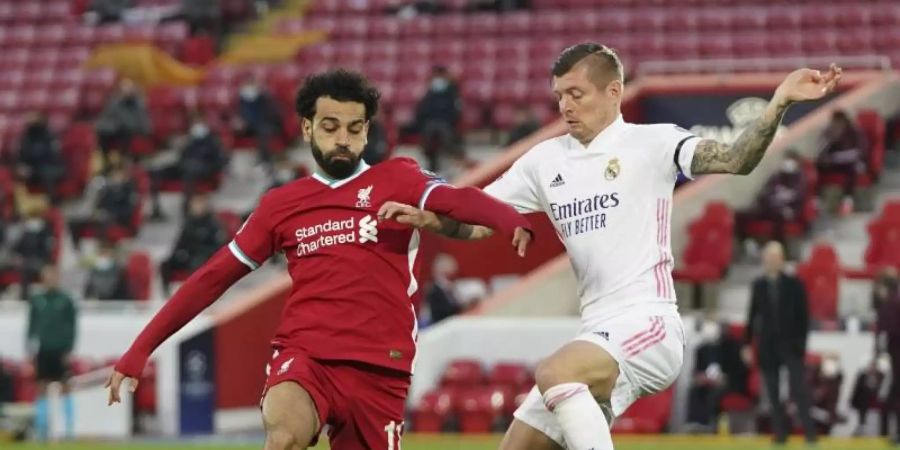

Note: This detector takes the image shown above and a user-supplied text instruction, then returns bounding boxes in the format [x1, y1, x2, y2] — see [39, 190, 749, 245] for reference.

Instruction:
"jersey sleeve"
[394, 157, 450, 208]
[657, 124, 702, 180]
[483, 157, 542, 213]
[228, 196, 277, 271]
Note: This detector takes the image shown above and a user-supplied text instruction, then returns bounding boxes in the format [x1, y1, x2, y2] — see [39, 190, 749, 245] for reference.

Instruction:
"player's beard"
[311, 139, 360, 179]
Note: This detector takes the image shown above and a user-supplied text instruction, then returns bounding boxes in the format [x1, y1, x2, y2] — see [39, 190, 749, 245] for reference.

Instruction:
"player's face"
[303, 97, 369, 179]
[552, 64, 621, 145]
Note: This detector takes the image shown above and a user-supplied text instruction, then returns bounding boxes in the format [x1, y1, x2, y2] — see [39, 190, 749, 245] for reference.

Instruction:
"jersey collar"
[312, 160, 371, 189]
[569, 115, 627, 154]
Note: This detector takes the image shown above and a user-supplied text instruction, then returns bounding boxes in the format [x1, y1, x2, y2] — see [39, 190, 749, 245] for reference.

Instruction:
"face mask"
[25, 218, 43, 231]
[276, 168, 294, 183]
[430, 78, 448, 92]
[240, 85, 259, 100]
[782, 159, 799, 173]
[878, 354, 892, 374]
[191, 123, 209, 138]
[821, 359, 840, 378]
[699, 321, 720, 343]
[95, 257, 114, 271]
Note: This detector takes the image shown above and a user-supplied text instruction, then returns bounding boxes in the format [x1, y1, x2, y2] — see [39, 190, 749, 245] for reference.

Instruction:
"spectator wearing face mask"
[95, 79, 153, 170]
[159, 195, 227, 295]
[851, 356, 891, 436]
[873, 267, 899, 311]
[13, 203, 55, 300]
[362, 113, 390, 166]
[686, 320, 749, 432]
[736, 150, 808, 253]
[424, 254, 462, 326]
[410, 65, 463, 173]
[68, 162, 140, 250]
[83, 241, 130, 301]
[233, 74, 283, 169]
[16, 113, 66, 204]
[810, 354, 843, 434]
[816, 110, 869, 214]
[149, 114, 228, 218]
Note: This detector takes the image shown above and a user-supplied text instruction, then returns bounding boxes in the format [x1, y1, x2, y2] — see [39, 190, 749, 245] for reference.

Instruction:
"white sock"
[542, 383, 613, 450]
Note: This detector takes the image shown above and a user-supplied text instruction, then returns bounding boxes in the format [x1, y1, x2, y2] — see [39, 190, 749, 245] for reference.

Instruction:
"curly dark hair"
[294, 69, 381, 121]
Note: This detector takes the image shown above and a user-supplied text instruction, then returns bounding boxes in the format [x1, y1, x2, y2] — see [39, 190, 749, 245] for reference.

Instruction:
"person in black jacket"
[149, 114, 228, 218]
[16, 113, 65, 204]
[413, 65, 462, 173]
[744, 241, 816, 445]
[159, 195, 227, 295]
[68, 163, 140, 250]
[13, 203, 55, 300]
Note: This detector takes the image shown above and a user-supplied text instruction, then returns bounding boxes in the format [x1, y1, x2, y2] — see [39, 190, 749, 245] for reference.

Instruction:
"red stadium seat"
[441, 359, 484, 388]
[796, 244, 840, 321]
[181, 35, 216, 66]
[456, 386, 511, 433]
[411, 388, 455, 432]
[611, 388, 674, 434]
[487, 362, 533, 392]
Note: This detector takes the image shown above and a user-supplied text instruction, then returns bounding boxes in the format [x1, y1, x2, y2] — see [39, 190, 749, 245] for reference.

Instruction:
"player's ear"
[301, 117, 312, 142]
[606, 79, 623, 100]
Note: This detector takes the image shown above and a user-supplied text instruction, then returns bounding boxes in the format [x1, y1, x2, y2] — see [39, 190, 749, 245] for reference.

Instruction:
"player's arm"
[378, 202, 493, 240]
[691, 64, 842, 176]
[106, 202, 277, 405]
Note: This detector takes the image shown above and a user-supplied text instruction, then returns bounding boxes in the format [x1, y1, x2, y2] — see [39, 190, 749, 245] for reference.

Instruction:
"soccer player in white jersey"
[379, 43, 841, 450]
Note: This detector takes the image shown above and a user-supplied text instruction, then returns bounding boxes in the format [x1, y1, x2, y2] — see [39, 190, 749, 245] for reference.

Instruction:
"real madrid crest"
[605, 158, 620, 181]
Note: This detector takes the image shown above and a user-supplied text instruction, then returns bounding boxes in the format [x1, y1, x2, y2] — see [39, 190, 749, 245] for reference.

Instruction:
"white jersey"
[485, 115, 700, 324]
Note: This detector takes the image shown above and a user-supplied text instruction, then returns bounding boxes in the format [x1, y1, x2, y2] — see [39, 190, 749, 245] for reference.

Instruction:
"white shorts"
[513, 304, 685, 447]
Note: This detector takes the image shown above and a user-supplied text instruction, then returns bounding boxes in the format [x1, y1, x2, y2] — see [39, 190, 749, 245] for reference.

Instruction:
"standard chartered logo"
[358, 215, 378, 243]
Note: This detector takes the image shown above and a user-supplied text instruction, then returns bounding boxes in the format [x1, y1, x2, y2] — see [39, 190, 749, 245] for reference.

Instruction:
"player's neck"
[575, 113, 621, 147]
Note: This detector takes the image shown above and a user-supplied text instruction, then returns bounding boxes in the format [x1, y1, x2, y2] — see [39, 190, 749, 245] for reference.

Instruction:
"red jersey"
[229, 157, 445, 373]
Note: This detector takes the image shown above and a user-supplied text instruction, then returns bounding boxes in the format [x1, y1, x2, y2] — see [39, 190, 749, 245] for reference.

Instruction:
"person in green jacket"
[26, 266, 77, 440]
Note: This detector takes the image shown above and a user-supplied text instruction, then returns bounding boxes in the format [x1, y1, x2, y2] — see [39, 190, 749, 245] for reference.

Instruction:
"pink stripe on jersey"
[623, 317, 663, 355]
[622, 317, 662, 350]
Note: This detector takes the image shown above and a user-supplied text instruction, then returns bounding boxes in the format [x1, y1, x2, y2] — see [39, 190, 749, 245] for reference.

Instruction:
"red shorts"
[261, 347, 410, 450]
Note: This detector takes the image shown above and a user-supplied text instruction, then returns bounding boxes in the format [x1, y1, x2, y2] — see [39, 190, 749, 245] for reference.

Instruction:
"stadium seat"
[441, 359, 484, 388]
[456, 386, 511, 433]
[487, 362, 533, 393]
[181, 35, 216, 66]
[411, 388, 455, 432]
[795, 244, 840, 322]
[611, 387, 674, 434]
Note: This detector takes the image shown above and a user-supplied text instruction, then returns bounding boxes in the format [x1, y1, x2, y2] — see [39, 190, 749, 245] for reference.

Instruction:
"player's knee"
[264, 429, 298, 450]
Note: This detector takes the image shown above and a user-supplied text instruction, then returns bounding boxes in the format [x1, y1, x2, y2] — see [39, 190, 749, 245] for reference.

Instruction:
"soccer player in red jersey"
[105, 70, 533, 450]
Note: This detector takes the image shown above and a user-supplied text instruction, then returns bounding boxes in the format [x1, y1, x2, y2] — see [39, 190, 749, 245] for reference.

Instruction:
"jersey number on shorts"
[384, 420, 404, 450]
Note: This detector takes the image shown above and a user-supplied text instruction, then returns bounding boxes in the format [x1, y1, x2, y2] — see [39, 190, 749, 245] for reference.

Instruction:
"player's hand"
[377, 201, 442, 232]
[774, 63, 842, 105]
[105, 370, 138, 406]
[512, 227, 532, 257]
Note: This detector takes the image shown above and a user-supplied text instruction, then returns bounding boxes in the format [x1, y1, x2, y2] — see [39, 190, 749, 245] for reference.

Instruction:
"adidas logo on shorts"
[549, 173, 565, 188]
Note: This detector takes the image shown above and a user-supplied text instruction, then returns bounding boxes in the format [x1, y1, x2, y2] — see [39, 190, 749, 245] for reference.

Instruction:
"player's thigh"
[499, 418, 565, 450]
[534, 340, 619, 399]
[261, 381, 320, 449]
[331, 370, 408, 450]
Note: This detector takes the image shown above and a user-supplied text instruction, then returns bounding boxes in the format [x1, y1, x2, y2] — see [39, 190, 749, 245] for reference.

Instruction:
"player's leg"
[328, 363, 409, 450]
[261, 381, 320, 450]
[534, 340, 618, 450]
[498, 419, 564, 450]
[500, 385, 566, 450]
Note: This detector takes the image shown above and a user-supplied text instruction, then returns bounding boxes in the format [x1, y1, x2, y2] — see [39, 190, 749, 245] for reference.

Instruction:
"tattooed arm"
[690, 100, 791, 175]
[691, 64, 843, 176]
[433, 215, 494, 240]
[378, 201, 494, 240]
